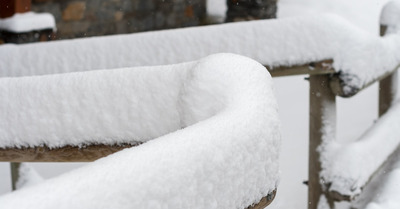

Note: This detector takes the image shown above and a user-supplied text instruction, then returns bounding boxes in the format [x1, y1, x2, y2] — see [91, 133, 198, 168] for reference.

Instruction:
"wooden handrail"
[330, 64, 400, 97]
[1, 144, 138, 162]
[266, 60, 334, 77]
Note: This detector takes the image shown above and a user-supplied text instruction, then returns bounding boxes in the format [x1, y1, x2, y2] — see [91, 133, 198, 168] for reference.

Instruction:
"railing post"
[10, 162, 21, 190]
[379, 71, 397, 116]
[379, 25, 398, 117]
[309, 75, 336, 209]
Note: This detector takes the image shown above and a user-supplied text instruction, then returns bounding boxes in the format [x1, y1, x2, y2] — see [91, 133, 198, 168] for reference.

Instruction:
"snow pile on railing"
[380, 0, 400, 34]
[0, 12, 55, 33]
[2, 14, 400, 94]
[0, 53, 281, 209]
[319, 100, 400, 199]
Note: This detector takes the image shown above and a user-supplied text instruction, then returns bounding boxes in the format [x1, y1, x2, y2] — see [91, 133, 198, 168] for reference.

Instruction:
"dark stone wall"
[226, 0, 277, 22]
[31, 0, 206, 39]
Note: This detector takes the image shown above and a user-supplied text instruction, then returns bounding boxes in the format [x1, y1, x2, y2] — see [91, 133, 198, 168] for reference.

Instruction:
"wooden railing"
[3, 55, 395, 209]
[2, 5, 400, 209]
[2, 57, 397, 209]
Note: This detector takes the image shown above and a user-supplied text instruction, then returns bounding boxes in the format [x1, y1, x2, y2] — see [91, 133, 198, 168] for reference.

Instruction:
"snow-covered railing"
[0, 53, 280, 209]
[1, 2, 400, 208]
[316, 2, 400, 207]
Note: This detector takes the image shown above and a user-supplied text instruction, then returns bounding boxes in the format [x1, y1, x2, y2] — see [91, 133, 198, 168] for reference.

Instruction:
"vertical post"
[379, 25, 398, 117]
[309, 75, 336, 209]
[10, 162, 21, 190]
[379, 72, 397, 116]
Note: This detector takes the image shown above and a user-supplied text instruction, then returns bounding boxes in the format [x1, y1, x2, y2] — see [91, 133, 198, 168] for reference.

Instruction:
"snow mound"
[2, 14, 400, 95]
[0, 12, 55, 33]
[0, 53, 281, 209]
[320, 99, 400, 198]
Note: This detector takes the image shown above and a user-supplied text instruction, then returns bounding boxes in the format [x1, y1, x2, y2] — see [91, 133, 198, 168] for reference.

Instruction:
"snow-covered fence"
[316, 2, 400, 207]
[0, 53, 280, 209]
[2, 2, 400, 208]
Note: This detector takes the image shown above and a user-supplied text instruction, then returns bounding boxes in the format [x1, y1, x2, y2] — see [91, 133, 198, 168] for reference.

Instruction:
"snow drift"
[0, 53, 281, 209]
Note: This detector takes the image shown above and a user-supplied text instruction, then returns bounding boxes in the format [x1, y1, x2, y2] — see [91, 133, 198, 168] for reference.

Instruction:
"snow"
[206, 0, 226, 23]
[0, 12, 55, 33]
[0, 53, 281, 209]
[15, 163, 44, 189]
[317, 195, 331, 209]
[353, 148, 400, 209]
[2, 14, 400, 94]
[1, 1, 399, 208]
[319, 99, 400, 198]
[380, 0, 400, 34]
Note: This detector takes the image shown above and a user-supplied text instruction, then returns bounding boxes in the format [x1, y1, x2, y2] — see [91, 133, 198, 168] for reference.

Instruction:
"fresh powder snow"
[319, 98, 400, 198]
[2, 14, 400, 95]
[15, 163, 44, 190]
[0, 53, 281, 209]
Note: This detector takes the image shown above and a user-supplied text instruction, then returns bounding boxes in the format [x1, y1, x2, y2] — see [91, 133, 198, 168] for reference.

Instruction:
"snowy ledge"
[0, 12, 56, 33]
[2, 14, 400, 96]
[0, 53, 280, 209]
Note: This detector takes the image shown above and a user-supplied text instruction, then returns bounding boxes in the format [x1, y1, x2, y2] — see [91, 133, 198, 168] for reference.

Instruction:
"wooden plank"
[246, 190, 277, 209]
[309, 75, 336, 209]
[0, 143, 139, 162]
[266, 60, 334, 77]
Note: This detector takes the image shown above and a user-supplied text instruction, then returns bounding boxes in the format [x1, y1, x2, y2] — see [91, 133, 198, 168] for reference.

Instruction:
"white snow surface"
[380, 0, 400, 34]
[2, 14, 400, 93]
[319, 98, 400, 197]
[15, 163, 44, 189]
[0, 53, 281, 209]
[0, 12, 55, 33]
[355, 148, 400, 209]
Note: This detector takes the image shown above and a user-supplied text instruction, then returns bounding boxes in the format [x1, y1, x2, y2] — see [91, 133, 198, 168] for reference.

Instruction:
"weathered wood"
[0, 143, 139, 162]
[266, 60, 334, 77]
[246, 190, 277, 209]
[10, 162, 21, 190]
[379, 23, 398, 116]
[379, 71, 398, 116]
[309, 75, 336, 209]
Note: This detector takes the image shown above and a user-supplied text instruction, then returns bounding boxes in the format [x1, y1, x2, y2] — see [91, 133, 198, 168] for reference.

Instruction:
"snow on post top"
[380, 0, 400, 34]
[0, 53, 280, 208]
[0, 12, 56, 33]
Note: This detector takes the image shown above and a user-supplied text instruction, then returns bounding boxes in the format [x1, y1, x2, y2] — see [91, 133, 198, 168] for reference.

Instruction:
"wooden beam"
[309, 75, 336, 209]
[266, 60, 334, 77]
[246, 190, 277, 209]
[0, 143, 139, 162]
[330, 64, 400, 98]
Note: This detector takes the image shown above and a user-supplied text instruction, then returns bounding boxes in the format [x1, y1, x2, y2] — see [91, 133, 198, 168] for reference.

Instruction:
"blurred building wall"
[31, 0, 207, 39]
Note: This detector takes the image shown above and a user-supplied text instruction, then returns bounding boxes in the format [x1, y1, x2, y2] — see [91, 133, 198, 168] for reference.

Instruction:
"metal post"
[309, 75, 336, 209]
